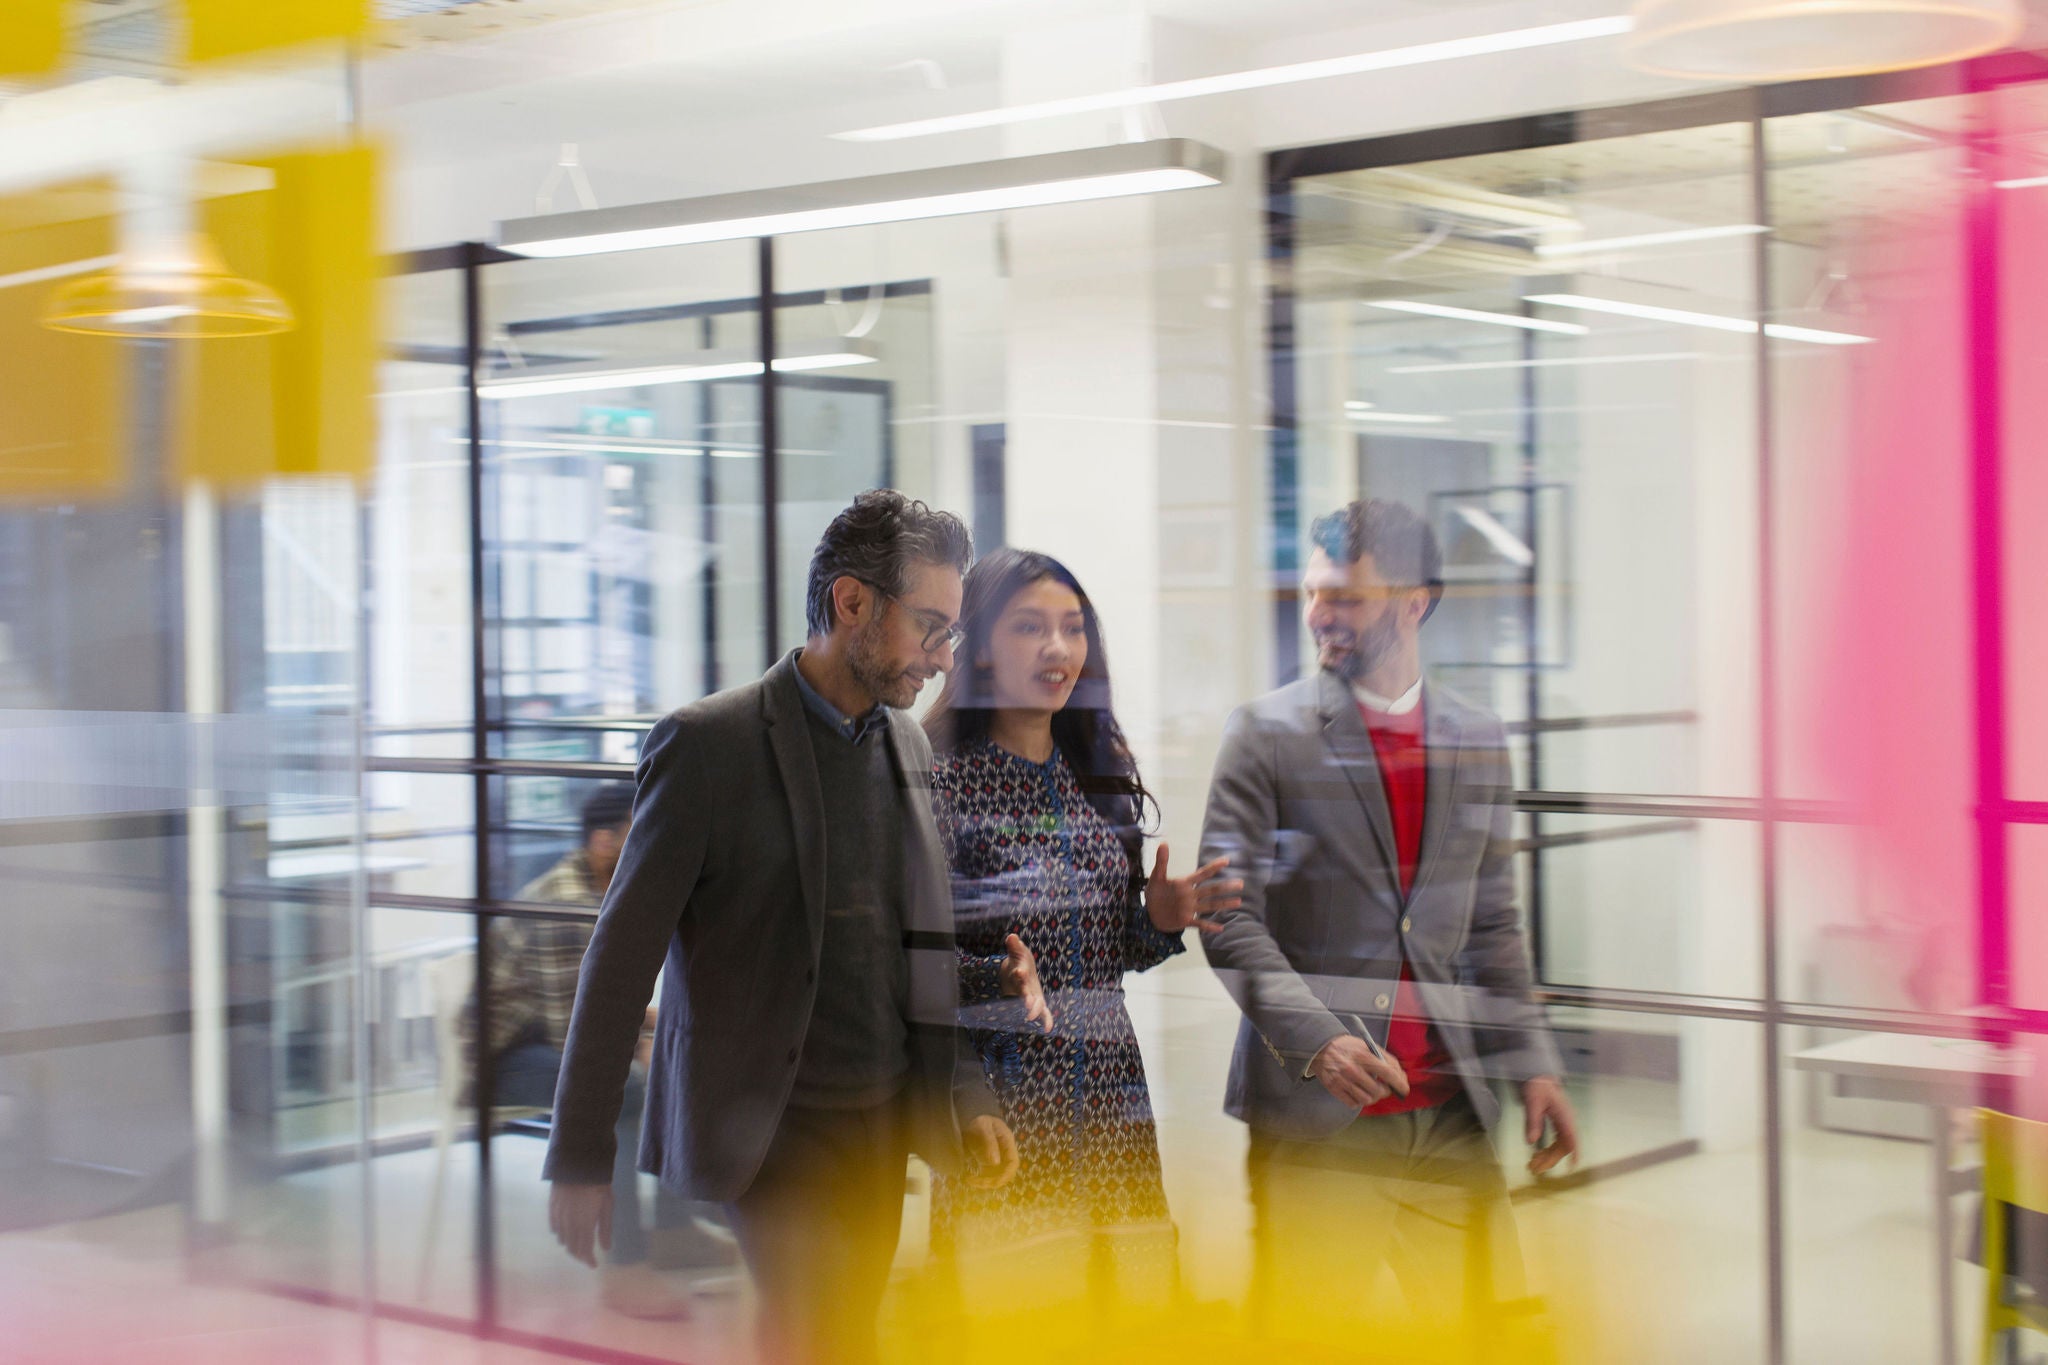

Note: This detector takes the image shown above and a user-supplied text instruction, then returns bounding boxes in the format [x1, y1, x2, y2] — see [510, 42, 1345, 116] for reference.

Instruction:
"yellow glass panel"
[184, 0, 370, 64]
[0, 182, 124, 501]
[0, 0, 65, 78]
[182, 143, 381, 485]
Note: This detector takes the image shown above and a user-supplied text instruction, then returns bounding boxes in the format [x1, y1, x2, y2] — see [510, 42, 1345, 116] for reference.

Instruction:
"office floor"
[2, 959, 2002, 1365]
[0, 1204, 583, 1365]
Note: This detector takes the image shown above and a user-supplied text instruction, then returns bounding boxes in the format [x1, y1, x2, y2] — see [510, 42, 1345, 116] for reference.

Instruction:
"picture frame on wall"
[1426, 482, 1573, 671]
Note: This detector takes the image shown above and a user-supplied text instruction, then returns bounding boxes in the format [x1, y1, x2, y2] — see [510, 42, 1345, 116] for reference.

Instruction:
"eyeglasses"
[863, 581, 966, 653]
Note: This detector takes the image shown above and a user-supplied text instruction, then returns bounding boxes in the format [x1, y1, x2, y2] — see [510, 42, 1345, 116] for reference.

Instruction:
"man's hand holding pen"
[1307, 1027, 1410, 1110]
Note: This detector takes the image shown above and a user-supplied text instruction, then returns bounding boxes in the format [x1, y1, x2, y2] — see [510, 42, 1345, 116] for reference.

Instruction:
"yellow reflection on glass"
[184, 0, 372, 65]
[179, 143, 381, 485]
[0, 0, 64, 78]
[0, 181, 124, 501]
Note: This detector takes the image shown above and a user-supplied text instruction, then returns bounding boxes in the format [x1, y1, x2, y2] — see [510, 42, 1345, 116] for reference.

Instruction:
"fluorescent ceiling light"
[1536, 224, 1768, 256]
[499, 140, 1224, 258]
[480, 342, 880, 400]
[1349, 410, 1450, 425]
[1526, 293, 1873, 345]
[483, 438, 761, 459]
[834, 17, 1634, 142]
[0, 255, 120, 292]
[1387, 351, 1702, 374]
[1368, 300, 1588, 335]
[1995, 174, 2048, 189]
[104, 304, 199, 325]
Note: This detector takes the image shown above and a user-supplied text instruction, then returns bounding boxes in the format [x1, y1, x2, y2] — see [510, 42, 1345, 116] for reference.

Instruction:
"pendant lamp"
[42, 154, 293, 340]
[1624, 0, 2025, 80]
[44, 233, 293, 338]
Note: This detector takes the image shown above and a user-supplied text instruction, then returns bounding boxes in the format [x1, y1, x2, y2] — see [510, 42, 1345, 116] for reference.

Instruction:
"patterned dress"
[928, 737, 1183, 1309]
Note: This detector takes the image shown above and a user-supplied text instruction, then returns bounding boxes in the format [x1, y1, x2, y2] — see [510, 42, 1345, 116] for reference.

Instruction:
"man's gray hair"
[805, 489, 973, 636]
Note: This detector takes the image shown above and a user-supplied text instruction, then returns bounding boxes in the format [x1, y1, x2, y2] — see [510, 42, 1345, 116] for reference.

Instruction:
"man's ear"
[830, 574, 872, 627]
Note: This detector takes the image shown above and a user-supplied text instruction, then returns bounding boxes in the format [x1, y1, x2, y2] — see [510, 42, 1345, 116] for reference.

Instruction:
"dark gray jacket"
[543, 652, 999, 1200]
[1199, 670, 1562, 1140]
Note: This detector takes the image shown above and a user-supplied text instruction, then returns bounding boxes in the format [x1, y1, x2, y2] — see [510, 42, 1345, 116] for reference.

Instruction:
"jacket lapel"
[762, 652, 827, 952]
[1316, 669, 1399, 879]
[883, 714, 948, 937]
[1412, 686, 1465, 900]
[884, 713, 962, 1045]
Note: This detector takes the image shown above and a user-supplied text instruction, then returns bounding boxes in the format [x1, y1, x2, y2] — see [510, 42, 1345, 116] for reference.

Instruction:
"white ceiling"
[362, 0, 1604, 161]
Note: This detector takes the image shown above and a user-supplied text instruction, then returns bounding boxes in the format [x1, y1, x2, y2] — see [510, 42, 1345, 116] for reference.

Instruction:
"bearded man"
[1199, 497, 1580, 1342]
[544, 490, 1019, 1365]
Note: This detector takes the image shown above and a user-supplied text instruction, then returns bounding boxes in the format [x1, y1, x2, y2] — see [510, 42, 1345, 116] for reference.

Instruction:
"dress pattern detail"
[928, 738, 1183, 1291]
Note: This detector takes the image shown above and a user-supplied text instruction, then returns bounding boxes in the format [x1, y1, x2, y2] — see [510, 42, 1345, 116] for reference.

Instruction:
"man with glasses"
[544, 489, 1018, 1365]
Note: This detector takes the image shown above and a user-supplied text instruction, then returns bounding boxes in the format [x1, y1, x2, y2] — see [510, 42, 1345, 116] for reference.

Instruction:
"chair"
[418, 949, 548, 1298]
[1980, 1108, 2048, 1365]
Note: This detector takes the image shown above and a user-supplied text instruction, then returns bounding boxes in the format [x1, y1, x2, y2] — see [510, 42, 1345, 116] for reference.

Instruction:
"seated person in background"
[466, 781, 731, 1320]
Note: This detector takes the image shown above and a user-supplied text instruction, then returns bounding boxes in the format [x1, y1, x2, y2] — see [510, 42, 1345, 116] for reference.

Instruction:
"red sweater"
[1357, 697, 1458, 1116]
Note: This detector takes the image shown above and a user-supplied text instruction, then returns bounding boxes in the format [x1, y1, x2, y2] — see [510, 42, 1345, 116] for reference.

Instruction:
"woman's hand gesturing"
[1145, 843, 1241, 934]
[999, 932, 1053, 1031]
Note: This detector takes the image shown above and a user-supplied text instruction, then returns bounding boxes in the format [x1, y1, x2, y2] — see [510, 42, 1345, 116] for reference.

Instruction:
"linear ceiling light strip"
[1387, 351, 1704, 374]
[1526, 293, 1873, 345]
[477, 346, 880, 399]
[1368, 299, 1588, 335]
[499, 140, 1225, 259]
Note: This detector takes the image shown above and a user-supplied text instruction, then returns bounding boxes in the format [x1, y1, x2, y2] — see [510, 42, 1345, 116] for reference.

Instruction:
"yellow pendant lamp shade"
[1625, 0, 2025, 80]
[43, 233, 293, 339]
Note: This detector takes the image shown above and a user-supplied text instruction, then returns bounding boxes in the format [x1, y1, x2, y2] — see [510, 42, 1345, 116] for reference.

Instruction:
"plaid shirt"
[462, 852, 600, 1082]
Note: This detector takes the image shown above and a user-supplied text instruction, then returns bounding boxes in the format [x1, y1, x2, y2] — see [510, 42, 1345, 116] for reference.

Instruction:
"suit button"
[1374, 994, 1391, 1010]
[806, 968, 816, 984]
[1400, 916, 1413, 934]
[786, 1047, 799, 1064]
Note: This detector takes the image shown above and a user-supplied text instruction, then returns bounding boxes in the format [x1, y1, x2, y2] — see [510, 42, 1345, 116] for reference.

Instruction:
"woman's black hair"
[923, 547, 1156, 893]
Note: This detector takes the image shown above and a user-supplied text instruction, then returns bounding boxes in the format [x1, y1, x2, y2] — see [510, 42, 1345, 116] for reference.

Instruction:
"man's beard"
[847, 624, 923, 710]
[1316, 609, 1400, 683]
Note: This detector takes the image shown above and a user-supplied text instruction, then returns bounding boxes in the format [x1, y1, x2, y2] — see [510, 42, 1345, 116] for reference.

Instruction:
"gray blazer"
[1198, 670, 1562, 1140]
[542, 651, 999, 1201]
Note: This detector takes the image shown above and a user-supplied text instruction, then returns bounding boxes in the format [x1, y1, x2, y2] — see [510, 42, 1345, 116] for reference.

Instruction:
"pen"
[1340, 1011, 1390, 1061]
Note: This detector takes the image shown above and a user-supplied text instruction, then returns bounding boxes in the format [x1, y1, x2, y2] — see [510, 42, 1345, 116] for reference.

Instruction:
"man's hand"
[963, 1114, 1020, 1190]
[549, 1181, 614, 1268]
[1307, 1034, 1409, 1110]
[998, 932, 1053, 1032]
[1145, 844, 1242, 934]
[1523, 1075, 1581, 1176]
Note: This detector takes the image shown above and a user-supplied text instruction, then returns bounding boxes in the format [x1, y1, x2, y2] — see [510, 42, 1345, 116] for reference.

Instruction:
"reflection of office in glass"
[3, 12, 2044, 1365]
[1270, 70, 2047, 1365]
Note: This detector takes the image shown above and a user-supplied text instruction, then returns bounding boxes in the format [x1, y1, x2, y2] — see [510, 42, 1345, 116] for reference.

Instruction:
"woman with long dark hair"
[922, 548, 1239, 1317]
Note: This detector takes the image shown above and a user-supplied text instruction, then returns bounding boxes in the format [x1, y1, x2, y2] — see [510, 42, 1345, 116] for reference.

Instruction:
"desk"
[1793, 1033, 2029, 1365]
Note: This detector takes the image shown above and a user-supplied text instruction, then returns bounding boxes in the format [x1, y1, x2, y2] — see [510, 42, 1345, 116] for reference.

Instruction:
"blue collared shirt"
[792, 651, 890, 745]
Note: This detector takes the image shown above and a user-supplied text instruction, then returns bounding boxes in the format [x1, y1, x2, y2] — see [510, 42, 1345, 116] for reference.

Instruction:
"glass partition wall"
[278, 236, 951, 1360]
[31, 202, 1010, 1361]
[23, 57, 2041, 1365]
[1270, 56, 2048, 1365]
